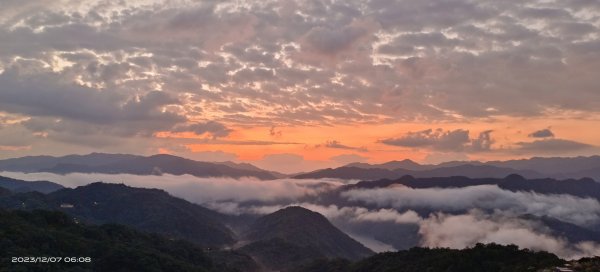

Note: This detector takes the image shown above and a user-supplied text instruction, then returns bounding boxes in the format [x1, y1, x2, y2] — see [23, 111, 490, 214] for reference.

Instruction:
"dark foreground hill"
[0, 182, 235, 247]
[0, 209, 257, 272]
[241, 206, 373, 271]
[0, 175, 64, 193]
[294, 243, 564, 272]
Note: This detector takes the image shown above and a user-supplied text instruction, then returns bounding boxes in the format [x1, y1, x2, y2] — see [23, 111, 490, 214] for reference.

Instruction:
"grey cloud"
[323, 140, 368, 152]
[378, 32, 465, 55]
[0, 0, 598, 139]
[369, 0, 495, 31]
[174, 121, 231, 138]
[514, 139, 594, 154]
[0, 69, 186, 140]
[470, 130, 494, 152]
[528, 128, 555, 138]
[303, 25, 369, 55]
[379, 129, 493, 152]
[0, 70, 183, 125]
[516, 7, 573, 20]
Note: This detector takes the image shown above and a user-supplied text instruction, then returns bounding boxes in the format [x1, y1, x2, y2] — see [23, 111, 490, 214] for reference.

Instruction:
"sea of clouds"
[3, 171, 600, 259]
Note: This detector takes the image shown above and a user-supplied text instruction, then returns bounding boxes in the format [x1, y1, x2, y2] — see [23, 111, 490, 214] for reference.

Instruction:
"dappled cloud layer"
[1, 1, 599, 170]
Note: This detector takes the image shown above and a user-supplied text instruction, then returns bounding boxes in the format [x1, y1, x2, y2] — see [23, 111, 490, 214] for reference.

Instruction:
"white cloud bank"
[342, 184, 600, 227]
[0, 171, 343, 203]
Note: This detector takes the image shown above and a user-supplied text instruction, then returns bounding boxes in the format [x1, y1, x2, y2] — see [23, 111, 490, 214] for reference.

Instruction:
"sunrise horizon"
[1, 1, 599, 174]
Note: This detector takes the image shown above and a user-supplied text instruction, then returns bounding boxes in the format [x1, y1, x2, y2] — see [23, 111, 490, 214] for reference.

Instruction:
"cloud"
[419, 210, 600, 260]
[0, 0, 597, 133]
[379, 129, 494, 152]
[0, 70, 185, 137]
[514, 139, 594, 154]
[470, 130, 494, 152]
[269, 126, 282, 137]
[197, 198, 600, 258]
[0, 0, 598, 158]
[529, 128, 555, 138]
[6, 170, 600, 258]
[346, 232, 396, 253]
[323, 140, 368, 152]
[342, 185, 600, 227]
[302, 25, 369, 55]
[379, 129, 469, 149]
[174, 121, 231, 138]
[0, 171, 343, 204]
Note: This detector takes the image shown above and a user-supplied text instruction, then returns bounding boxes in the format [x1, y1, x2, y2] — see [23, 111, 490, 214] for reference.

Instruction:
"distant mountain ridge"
[0, 153, 284, 180]
[297, 155, 600, 181]
[347, 159, 431, 171]
[294, 164, 543, 180]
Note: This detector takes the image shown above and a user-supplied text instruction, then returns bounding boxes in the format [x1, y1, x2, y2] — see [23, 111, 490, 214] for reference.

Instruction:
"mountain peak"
[269, 206, 326, 219]
[243, 206, 373, 263]
[396, 159, 418, 164]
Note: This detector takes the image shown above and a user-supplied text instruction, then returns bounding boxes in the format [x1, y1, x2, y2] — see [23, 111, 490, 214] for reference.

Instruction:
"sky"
[0, 0, 599, 172]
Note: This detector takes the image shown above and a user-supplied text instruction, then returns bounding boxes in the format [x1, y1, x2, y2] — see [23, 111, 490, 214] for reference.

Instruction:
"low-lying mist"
[0, 171, 342, 203]
[3, 171, 600, 259]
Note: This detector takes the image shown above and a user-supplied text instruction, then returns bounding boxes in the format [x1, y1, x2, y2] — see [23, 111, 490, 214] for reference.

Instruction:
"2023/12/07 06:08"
[12, 257, 92, 263]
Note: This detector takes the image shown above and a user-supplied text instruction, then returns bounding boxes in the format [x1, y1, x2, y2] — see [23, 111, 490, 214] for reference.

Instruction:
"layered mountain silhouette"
[0, 181, 376, 271]
[294, 156, 600, 180]
[0, 153, 282, 180]
[0, 182, 235, 247]
[240, 206, 373, 271]
[4, 208, 585, 272]
[0, 175, 64, 193]
[296, 155, 600, 181]
[296, 174, 600, 249]
[294, 164, 543, 180]
[2, 172, 600, 271]
[346, 159, 431, 171]
[3, 153, 600, 181]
